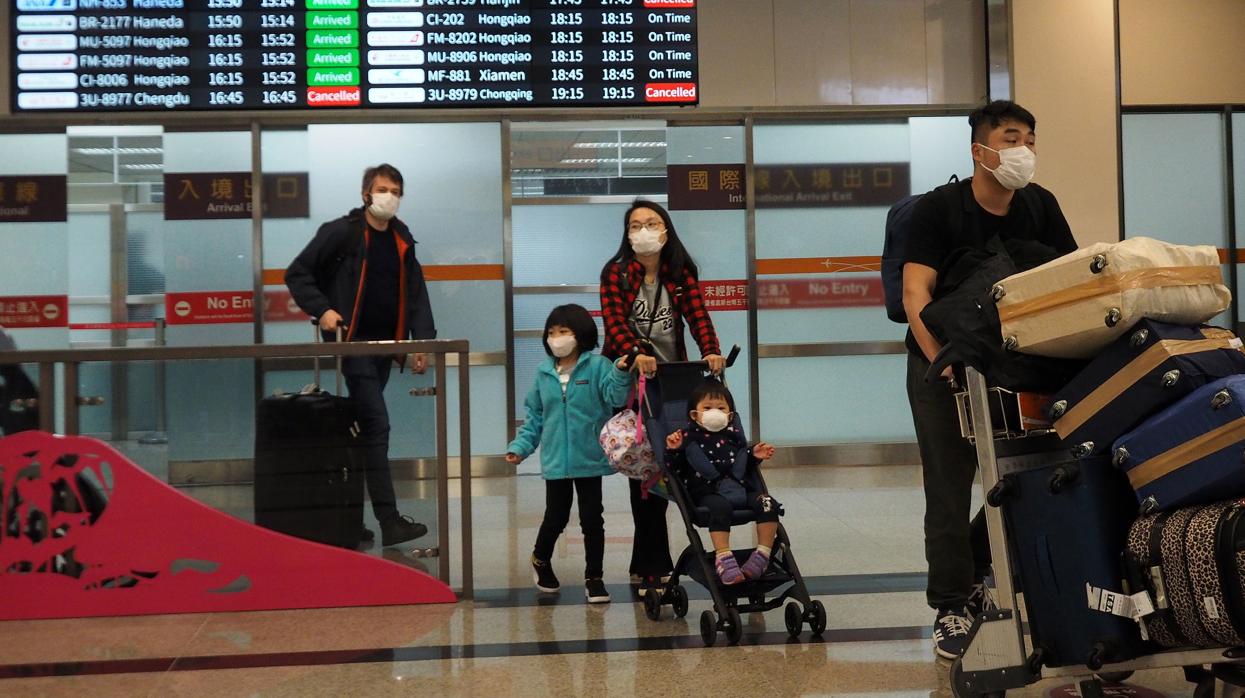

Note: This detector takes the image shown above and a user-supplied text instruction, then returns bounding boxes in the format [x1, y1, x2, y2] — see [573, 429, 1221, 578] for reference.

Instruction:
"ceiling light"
[571, 141, 667, 149]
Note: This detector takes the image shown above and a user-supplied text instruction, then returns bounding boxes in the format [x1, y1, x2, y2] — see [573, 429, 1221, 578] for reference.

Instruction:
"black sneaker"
[585, 578, 611, 604]
[967, 581, 997, 619]
[380, 515, 428, 547]
[532, 555, 560, 593]
[933, 607, 974, 660]
[360, 527, 375, 542]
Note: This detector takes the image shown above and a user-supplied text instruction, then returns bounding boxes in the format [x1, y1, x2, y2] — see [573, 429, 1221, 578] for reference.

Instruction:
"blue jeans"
[344, 355, 399, 522]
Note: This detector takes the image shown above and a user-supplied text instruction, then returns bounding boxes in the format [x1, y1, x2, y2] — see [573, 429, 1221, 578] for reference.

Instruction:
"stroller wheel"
[725, 608, 744, 645]
[700, 610, 718, 647]
[784, 601, 804, 637]
[643, 589, 662, 621]
[671, 585, 689, 618]
[808, 600, 827, 636]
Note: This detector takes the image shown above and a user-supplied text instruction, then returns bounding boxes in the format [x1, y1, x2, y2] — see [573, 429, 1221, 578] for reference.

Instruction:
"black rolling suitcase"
[990, 437, 1148, 668]
[253, 325, 364, 549]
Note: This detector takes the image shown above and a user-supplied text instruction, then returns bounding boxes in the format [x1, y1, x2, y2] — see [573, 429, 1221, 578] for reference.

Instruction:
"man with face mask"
[286, 163, 436, 547]
[900, 101, 1078, 660]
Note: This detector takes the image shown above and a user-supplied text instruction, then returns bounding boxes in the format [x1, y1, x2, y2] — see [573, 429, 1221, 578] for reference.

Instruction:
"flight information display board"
[10, 0, 699, 112]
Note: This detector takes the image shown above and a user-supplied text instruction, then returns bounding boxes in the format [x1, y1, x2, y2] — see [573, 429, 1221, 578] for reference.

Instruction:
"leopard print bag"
[1126, 500, 1245, 648]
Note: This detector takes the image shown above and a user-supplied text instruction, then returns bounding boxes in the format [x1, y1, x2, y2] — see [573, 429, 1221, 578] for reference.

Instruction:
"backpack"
[881, 177, 1047, 323]
[882, 176, 960, 323]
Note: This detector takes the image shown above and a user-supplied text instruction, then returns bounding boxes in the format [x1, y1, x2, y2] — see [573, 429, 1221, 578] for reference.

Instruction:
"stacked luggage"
[961, 237, 1245, 672]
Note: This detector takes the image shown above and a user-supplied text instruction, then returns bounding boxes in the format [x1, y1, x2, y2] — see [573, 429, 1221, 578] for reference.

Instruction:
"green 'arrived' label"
[305, 0, 358, 9]
[307, 49, 359, 67]
[307, 68, 360, 86]
[306, 30, 359, 48]
[306, 11, 358, 29]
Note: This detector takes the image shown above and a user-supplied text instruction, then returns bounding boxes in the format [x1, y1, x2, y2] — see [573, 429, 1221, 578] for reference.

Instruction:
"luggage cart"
[952, 366, 1245, 698]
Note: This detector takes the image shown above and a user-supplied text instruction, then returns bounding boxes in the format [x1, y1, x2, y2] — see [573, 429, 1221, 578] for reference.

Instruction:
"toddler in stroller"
[640, 355, 825, 646]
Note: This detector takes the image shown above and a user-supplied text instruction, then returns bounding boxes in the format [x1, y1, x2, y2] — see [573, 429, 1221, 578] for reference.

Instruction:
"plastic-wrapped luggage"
[1126, 499, 1245, 648]
[1051, 321, 1245, 455]
[994, 238, 1230, 359]
[1113, 375, 1245, 513]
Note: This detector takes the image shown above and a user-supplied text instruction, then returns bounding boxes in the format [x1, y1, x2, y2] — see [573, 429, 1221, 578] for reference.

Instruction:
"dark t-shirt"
[903, 178, 1078, 355]
[356, 224, 400, 341]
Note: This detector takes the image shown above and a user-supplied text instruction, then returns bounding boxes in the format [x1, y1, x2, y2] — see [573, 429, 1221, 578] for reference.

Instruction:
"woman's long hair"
[600, 198, 699, 283]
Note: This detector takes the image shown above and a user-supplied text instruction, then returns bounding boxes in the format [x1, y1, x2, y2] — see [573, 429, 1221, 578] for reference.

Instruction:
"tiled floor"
[0, 465, 1230, 696]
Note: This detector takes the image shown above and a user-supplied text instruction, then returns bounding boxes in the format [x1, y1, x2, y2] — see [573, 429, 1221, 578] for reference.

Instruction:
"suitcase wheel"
[1212, 389, 1233, 410]
[1140, 495, 1159, 515]
[1003, 336, 1019, 351]
[1130, 328, 1150, 346]
[1104, 307, 1121, 328]
[1161, 370, 1181, 388]
[1050, 400, 1068, 419]
[1112, 446, 1128, 466]
[1090, 254, 1109, 273]
[986, 478, 1015, 507]
[1072, 441, 1095, 459]
[1047, 463, 1080, 494]
[990, 284, 1006, 301]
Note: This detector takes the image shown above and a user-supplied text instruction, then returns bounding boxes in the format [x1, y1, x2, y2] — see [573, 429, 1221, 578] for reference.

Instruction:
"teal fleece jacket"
[508, 352, 633, 480]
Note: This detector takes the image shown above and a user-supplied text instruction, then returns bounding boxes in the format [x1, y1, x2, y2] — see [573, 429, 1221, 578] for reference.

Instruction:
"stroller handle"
[646, 344, 740, 372]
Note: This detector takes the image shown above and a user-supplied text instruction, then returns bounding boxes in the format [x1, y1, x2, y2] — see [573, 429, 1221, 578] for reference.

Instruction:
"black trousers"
[694, 489, 780, 533]
[343, 355, 400, 522]
[906, 352, 992, 611]
[533, 476, 605, 580]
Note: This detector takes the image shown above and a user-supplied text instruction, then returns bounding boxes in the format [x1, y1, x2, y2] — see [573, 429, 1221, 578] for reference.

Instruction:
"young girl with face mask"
[665, 379, 780, 585]
[506, 304, 634, 603]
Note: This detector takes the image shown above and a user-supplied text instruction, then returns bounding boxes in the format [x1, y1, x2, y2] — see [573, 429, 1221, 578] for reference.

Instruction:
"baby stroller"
[639, 346, 826, 646]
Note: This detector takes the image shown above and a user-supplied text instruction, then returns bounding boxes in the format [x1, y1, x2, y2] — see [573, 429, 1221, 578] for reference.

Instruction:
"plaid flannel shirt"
[599, 260, 720, 361]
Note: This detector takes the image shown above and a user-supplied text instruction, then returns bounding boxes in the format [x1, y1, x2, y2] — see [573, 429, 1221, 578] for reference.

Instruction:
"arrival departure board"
[10, 0, 699, 112]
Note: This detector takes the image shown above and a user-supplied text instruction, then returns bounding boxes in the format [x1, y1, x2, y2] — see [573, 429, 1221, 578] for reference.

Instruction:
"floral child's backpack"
[599, 374, 663, 496]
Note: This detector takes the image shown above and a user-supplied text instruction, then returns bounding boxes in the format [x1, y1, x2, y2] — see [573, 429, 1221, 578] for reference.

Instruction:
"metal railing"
[0, 338, 475, 598]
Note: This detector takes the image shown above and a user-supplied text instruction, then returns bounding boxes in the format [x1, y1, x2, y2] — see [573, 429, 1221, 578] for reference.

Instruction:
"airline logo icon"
[17, 53, 77, 70]
[17, 72, 77, 90]
[307, 86, 362, 106]
[16, 0, 77, 10]
[16, 34, 78, 51]
[366, 12, 423, 28]
[367, 49, 425, 66]
[367, 30, 424, 47]
[16, 15, 77, 31]
[16, 92, 78, 109]
[644, 82, 697, 103]
[368, 87, 426, 104]
[367, 68, 426, 84]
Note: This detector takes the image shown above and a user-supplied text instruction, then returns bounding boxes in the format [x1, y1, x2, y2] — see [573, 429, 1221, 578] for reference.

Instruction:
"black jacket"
[285, 207, 435, 343]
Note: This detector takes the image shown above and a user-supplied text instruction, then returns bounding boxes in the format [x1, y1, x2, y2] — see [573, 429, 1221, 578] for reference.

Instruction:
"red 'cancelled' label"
[644, 83, 697, 103]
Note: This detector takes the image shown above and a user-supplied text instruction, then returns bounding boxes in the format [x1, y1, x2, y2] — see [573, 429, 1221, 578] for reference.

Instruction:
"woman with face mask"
[598, 199, 725, 596]
[506, 304, 634, 603]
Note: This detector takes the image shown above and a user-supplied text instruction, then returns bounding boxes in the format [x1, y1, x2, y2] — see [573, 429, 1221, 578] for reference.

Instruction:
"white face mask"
[628, 227, 665, 256]
[547, 334, 577, 358]
[979, 144, 1037, 190]
[697, 408, 730, 433]
[367, 192, 401, 221]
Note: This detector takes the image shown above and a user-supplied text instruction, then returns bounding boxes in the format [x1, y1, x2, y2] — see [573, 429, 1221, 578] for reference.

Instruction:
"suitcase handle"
[312, 319, 345, 395]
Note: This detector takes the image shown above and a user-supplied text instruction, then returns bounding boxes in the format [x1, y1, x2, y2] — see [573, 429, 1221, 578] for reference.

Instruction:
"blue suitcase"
[1113, 375, 1245, 513]
[992, 442, 1147, 668]
[1051, 320, 1245, 456]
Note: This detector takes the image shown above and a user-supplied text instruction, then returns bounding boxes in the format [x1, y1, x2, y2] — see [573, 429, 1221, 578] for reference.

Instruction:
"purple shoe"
[715, 553, 745, 585]
[741, 549, 770, 580]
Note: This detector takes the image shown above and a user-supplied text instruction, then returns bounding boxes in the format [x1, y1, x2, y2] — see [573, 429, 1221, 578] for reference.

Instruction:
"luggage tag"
[1086, 583, 1157, 640]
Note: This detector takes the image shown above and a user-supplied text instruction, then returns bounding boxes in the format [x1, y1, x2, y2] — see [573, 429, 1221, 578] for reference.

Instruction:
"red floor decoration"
[0, 431, 455, 620]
